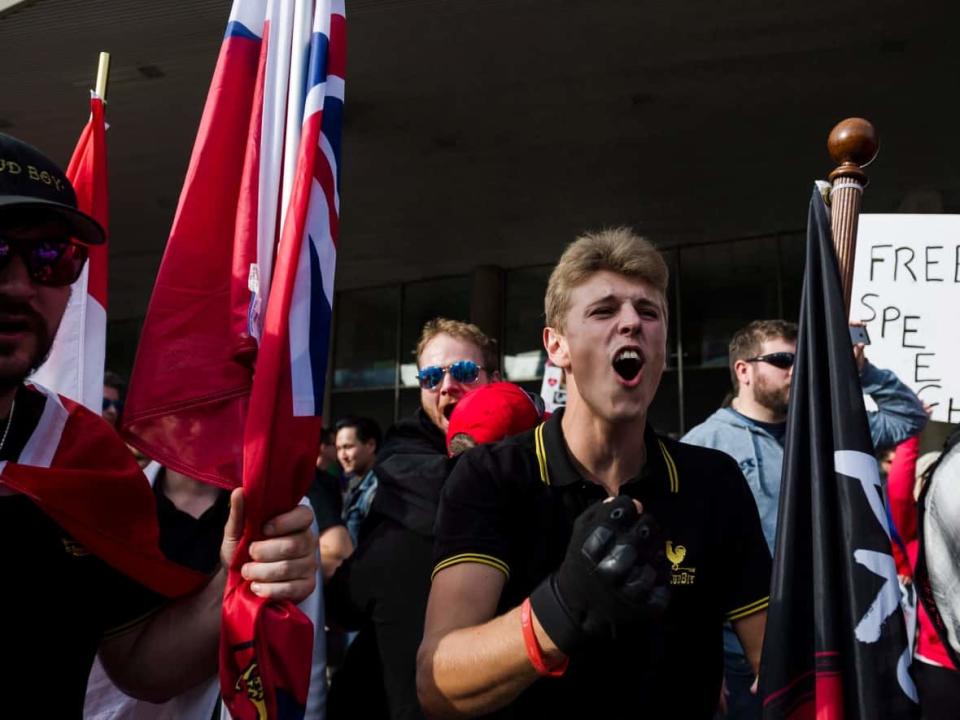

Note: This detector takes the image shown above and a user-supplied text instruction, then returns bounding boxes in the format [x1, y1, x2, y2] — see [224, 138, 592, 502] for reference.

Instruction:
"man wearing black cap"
[0, 133, 318, 716]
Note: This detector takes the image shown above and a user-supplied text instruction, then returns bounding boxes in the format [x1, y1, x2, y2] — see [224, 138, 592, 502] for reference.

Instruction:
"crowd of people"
[2, 130, 958, 720]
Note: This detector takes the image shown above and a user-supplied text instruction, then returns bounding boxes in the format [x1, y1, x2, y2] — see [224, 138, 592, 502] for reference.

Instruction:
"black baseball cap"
[0, 133, 105, 245]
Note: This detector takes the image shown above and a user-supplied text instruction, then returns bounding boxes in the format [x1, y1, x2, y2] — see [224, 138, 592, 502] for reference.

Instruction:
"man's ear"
[544, 326, 570, 370]
[734, 359, 751, 388]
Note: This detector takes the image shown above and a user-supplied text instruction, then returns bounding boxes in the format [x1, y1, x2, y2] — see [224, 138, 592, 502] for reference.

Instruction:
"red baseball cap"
[446, 382, 544, 453]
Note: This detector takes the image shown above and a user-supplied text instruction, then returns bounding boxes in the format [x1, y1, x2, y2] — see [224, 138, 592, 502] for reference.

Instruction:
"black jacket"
[326, 409, 452, 720]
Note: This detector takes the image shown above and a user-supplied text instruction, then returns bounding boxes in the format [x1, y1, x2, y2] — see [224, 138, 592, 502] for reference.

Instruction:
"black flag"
[759, 187, 918, 719]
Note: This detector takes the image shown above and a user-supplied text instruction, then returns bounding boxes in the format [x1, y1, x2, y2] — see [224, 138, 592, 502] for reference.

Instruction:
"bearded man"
[0, 132, 317, 717]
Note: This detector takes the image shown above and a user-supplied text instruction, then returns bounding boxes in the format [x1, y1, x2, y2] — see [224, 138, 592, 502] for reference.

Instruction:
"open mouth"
[442, 403, 456, 420]
[612, 348, 644, 382]
[0, 318, 33, 335]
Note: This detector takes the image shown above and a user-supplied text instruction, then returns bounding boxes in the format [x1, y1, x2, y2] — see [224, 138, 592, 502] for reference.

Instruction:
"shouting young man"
[416, 229, 772, 719]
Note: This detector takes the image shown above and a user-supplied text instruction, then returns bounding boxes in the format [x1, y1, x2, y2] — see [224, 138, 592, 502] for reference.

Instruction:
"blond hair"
[415, 318, 499, 372]
[545, 228, 668, 331]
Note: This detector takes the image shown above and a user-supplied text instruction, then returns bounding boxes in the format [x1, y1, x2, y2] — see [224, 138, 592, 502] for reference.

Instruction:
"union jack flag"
[123, 0, 346, 717]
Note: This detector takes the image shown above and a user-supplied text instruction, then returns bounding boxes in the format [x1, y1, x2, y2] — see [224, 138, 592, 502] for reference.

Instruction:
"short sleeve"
[432, 446, 516, 580]
[98, 565, 166, 639]
[307, 470, 345, 533]
[717, 456, 773, 622]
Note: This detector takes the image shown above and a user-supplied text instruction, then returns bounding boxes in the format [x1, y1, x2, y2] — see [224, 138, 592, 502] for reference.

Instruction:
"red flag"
[122, 12, 265, 488]
[1, 385, 205, 597]
[32, 94, 109, 410]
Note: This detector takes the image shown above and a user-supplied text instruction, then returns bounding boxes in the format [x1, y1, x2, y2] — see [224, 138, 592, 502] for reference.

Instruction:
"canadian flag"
[32, 93, 109, 410]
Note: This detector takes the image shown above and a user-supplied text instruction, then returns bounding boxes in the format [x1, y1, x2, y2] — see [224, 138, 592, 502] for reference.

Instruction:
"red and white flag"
[32, 94, 109, 410]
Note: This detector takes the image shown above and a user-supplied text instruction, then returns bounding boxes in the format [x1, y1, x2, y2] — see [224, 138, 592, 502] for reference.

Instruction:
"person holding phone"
[682, 318, 929, 720]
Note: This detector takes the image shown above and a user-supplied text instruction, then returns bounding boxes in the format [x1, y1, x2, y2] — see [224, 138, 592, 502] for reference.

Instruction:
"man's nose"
[439, 371, 462, 395]
[0, 255, 37, 299]
[617, 303, 642, 333]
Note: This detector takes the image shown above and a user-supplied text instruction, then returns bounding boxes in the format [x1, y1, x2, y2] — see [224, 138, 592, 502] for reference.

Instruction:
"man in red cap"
[447, 382, 545, 457]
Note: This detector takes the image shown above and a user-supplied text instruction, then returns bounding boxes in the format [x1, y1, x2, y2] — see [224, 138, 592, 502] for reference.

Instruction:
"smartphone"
[849, 325, 871, 346]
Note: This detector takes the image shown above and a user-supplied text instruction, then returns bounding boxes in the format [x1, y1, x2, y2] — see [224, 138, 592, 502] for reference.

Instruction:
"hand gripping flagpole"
[826, 117, 879, 313]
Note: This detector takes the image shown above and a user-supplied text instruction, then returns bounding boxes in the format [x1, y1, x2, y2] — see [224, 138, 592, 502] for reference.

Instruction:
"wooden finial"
[826, 117, 879, 313]
[827, 118, 879, 182]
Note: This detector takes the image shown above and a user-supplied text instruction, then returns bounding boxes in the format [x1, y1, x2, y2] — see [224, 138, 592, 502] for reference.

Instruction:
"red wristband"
[521, 597, 569, 677]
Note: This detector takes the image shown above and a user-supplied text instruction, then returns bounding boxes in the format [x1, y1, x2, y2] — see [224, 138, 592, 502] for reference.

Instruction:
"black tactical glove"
[529, 495, 670, 656]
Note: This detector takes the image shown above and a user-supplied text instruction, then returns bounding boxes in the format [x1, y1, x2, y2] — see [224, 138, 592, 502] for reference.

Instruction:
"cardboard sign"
[540, 360, 567, 413]
[850, 214, 960, 424]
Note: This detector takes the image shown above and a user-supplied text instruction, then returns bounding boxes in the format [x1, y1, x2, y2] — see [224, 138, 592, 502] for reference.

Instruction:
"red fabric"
[65, 95, 108, 306]
[219, 97, 323, 720]
[219, 18, 330, 717]
[814, 668, 844, 720]
[0, 387, 206, 597]
[121, 31, 264, 489]
[885, 437, 956, 669]
[446, 382, 542, 453]
[887, 437, 919, 578]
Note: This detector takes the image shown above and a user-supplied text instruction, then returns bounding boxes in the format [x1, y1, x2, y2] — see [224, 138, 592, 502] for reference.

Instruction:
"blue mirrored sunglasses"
[417, 360, 484, 390]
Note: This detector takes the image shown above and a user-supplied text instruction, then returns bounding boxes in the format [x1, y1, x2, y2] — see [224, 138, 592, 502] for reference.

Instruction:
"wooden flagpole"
[95, 51, 111, 102]
[826, 117, 879, 314]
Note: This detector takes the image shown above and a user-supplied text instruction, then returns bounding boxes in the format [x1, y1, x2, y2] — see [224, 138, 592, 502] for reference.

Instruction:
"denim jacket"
[682, 361, 927, 655]
[342, 469, 378, 546]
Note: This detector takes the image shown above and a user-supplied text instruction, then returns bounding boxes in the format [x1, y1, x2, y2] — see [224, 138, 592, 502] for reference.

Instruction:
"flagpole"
[826, 117, 879, 313]
[95, 51, 111, 102]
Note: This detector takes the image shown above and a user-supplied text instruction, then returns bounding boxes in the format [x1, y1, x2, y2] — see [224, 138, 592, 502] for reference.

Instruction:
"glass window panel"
[106, 318, 144, 378]
[682, 367, 732, 432]
[678, 238, 780, 371]
[779, 232, 806, 322]
[648, 369, 680, 438]
[400, 276, 470, 387]
[398, 387, 422, 421]
[503, 266, 551, 382]
[333, 286, 400, 389]
[330, 390, 396, 436]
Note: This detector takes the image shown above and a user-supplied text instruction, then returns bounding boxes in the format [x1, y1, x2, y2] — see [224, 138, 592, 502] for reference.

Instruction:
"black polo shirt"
[433, 408, 771, 719]
[0, 385, 163, 718]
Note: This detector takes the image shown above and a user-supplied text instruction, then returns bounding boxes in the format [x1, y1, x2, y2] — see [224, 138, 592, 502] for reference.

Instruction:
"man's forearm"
[417, 605, 562, 719]
[862, 362, 928, 449]
[100, 569, 225, 702]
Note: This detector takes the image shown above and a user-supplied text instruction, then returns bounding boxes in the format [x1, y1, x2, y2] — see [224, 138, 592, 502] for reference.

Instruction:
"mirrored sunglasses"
[0, 236, 88, 287]
[417, 360, 484, 390]
[746, 351, 795, 370]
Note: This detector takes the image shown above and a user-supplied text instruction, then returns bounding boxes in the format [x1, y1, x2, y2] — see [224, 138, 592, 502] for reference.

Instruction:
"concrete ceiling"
[1, 0, 957, 321]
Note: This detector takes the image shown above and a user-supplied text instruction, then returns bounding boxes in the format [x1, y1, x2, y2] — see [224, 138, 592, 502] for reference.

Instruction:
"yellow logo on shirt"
[666, 540, 696, 585]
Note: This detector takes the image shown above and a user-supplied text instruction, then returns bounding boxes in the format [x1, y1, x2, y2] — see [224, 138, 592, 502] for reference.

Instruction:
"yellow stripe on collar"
[534, 423, 550, 485]
[657, 439, 679, 493]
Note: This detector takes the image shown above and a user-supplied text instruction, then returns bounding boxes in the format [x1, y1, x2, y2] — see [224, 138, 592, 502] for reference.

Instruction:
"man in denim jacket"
[682, 319, 928, 720]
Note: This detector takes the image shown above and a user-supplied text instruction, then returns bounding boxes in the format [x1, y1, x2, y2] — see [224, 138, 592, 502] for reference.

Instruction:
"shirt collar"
[537, 407, 678, 494]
